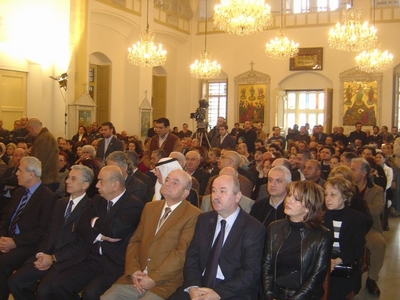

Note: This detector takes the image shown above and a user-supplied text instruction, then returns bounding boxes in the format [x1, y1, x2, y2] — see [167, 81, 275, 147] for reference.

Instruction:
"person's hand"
[188, 287, 202, 299]
[330, 257, 343, 271]
[131, 271, 146, 294]
[0, 237, 16, 253]
[138, 275, 155, 290]
[192, 287, 221, 300]
[101, 235, 121, 242]
[34, 253, 53, 270]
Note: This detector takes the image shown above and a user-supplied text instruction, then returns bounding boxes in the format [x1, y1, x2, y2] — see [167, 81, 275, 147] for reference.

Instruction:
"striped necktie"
[9, 189, 30, 237]
[64, 200, 74, 221]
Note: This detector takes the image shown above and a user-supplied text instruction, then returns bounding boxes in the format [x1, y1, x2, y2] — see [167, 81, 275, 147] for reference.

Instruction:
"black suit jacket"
[125, 174, 147, 200]
[211, 135, 237, 150]
[182, 209, 266, 299]
[348, 130, 367, 145]
[191, 168, 210, 196]
[35, 195, 92, 270]
[95, 136, 124, 161]
[0, 184, 57, 247]
[84, 192, 143, 267]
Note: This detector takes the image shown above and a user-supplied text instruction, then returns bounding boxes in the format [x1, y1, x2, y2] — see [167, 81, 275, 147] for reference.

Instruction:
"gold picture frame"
[290, 47, 323, 71]
[238, 84, 266, 123]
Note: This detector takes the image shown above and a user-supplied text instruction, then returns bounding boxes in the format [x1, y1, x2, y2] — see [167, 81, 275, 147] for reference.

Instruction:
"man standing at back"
[0, 157, 57, 300]
[26, 118, 59, 192]
[95, 122, 124, 163]
[168, 175, 266, 300]
[101, 169, 202, 300]
[142, 118, 182, 169]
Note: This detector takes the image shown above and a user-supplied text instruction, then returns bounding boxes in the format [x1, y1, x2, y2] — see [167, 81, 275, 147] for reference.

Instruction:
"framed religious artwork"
[139, 90, 153, 138]
[342, 80, 378, 126]
[290, 47, 323, 71]
[237, 84, 267, 123]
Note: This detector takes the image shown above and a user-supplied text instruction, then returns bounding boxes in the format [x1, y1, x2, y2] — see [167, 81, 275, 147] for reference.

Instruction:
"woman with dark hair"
[194, 146, 209, 171]
[263, 181, 332, 300]
[71, 125, 90, 145]
[323, 177, 369, 299]
[56, 151, 70, 198]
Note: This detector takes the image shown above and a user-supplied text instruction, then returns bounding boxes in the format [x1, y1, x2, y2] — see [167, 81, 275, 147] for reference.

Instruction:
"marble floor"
[354, 216, 400, 300]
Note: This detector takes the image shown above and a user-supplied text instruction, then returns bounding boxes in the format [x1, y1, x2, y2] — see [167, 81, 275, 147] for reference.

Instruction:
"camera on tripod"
[190, 99, 209, 130]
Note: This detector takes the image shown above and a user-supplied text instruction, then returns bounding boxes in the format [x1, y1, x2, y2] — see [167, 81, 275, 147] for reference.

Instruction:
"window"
[204, 80, 227, 128]
[375, 0, 400, 7]
[285, 0, 351, 13]
[285, 91, 325, 131]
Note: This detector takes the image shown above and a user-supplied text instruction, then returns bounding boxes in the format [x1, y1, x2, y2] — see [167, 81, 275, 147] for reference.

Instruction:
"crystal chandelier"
[355, 48, 393, 73]
[328, 7, 377, 52]
[214, 0, 272, 36]
[127, 0, 167, 67]
[354, 1, 393, 73]
[265, 0, 298, 60]
[190, 0, 221, 80]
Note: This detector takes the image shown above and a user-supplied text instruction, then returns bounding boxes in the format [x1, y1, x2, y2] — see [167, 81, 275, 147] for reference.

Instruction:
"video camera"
[190, 99, 209, 130]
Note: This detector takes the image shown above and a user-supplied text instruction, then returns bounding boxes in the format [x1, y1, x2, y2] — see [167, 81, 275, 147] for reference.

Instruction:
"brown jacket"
[142, 133, 182, 168]
[31, 127, 59, 184]
[116, 199, 201, 299]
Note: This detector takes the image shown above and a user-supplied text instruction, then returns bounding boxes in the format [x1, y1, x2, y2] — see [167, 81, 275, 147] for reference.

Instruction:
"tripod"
[195, 127, 211, 148]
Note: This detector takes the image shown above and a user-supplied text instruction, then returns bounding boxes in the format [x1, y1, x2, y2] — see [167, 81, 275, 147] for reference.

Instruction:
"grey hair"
[81, 145, 96, 158]
[70, 165, 94, 185]
[105, 166, 126, 189]
[351, 157, 371, 174]
[269, 165, 292, 183]
[106, 151, 129, 170]
[21, 156, 42, 177]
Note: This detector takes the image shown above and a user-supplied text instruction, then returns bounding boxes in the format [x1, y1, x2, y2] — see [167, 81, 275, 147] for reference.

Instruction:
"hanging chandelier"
[190, 0, 221, 80]
[355, 48, 393, 73]
[354, 1, 393, 73]
[265, 0, 298, 60]
[127, 0, 167, 67]
[328, 7, 377, 52]
[214, 0, 272, 36]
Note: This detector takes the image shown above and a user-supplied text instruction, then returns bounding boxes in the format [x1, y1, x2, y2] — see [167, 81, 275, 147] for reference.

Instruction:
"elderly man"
[201, 167, 254, 213]
[50, 166, 144, 300]
[106, 151, 147, 201]
[303, 159, 325, 187]
[101, 169, 202, 299]
[205, 150, 253, 197]
[168, 174, 266, 300]
[350, 158, 385, 295]
[0, 157, 57, 300]
[185, 151, 210, 196]
[250, 165, 290, 228]
[26, 118, 59, 192]
[8, 165, 94, 300]
[142, 118, 182, 169]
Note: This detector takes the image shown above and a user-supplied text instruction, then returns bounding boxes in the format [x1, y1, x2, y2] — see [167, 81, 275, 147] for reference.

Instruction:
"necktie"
[203, 219, 226, 288]
[9, 189, 30, 237]
[156, 207, 171, 232]
[107, 201, 113, 213]
[64, 200, 74, 221]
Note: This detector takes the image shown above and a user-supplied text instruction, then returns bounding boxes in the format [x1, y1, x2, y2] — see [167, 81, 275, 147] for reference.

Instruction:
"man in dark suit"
[95, 122, 124, 163]
[185, 151, 210, 196]
[242, 121, 257, 154]
[8, 165, 95, 300]
[168, 174, 266, 300]
[348, 122, 367, 145]
[211, 123, 236, 150]
[147, 120, 158, 138]
[101, 169, 202, 300]
[0, 157, 57, 300]
[106, 151, 147, 200]
[49, 165, 144, 300]
[312, 125, 328, 144]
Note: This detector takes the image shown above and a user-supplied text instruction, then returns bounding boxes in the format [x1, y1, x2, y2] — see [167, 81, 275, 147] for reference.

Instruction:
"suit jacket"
[95, 136, 124, 161]
[191, 168, 210, 196]
[211, 134, 237, 150]
[0, 184, 57, 247]
[35, 195, 92, 270]
[312, 133, 328, 144]
[142, 133, 182, 168]
[125, 174, 147, 200]
[348, 130, 367, 145]
[84, 192, 144, 267]
[117, 200, 202, 299]
[182, 209, 266, 299]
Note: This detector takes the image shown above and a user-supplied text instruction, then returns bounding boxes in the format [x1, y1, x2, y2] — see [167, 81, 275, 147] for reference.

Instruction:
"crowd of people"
[0, 115, 398, 300]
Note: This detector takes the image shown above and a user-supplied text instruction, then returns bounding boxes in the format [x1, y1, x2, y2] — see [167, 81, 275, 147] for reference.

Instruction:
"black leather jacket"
[262, 218, 332, 299]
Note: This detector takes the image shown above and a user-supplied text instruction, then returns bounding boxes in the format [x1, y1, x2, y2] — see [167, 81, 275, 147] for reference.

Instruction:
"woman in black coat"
[323, 177, 369, 299]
